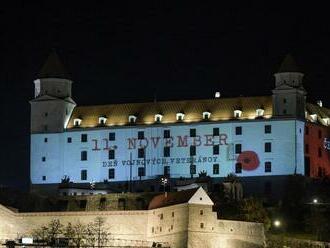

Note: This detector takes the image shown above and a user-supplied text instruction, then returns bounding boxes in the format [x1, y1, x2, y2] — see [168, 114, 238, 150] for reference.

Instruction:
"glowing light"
[215, 92, 221, 98]
[313, 198, 318, 204]
[176, 112, 185, 121]
[273, 220, 281, 227]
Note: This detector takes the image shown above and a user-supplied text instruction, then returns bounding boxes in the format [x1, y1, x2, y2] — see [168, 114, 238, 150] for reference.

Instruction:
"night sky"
[1, 2, 329, 189]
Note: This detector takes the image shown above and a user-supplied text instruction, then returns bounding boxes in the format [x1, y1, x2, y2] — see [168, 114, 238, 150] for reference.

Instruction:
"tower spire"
[278, 54, 300, 73]
[38, 51, 70, 79]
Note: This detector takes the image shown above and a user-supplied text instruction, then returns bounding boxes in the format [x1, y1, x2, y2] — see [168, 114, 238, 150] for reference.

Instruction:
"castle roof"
[278, 54, 301, 73]
[67, 95, 273, 128]
[38, 51, 71, 79]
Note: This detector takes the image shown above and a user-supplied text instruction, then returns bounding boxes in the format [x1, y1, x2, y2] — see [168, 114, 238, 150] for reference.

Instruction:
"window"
[98, 116, 107, 125]
[213, 164, 219, 175]
[164, 130, 170, 139]
[235, 144, 242, 154]
[200, 223, 204, 228]
[265, 125, 271, 134]
[234, 110, 242, 118]
[44, 137, 48, 143]
[265, 162, 272, 172]
[67, 137, 72, 143]
[203, 111, 211, 120]
[164, 146, 170, 157]
[154, 114, 163, 122]
[42, 176, 46, 181]
[235, 163, 242, 174]
[108, 168, 115, 179]
[305, 126, 309, 135]
[42, 156, 46, 162]
[318, 130, 322, 139]
[81, 170, 87, 180]
[138, 148, 145, 158]
[213, 145, 219, 155]
[81, 151, 87, 161]
[305, 144, 309, 154]
[283, 109, 287, 114]
[190, 164, 196, 175]
[164, 166, 170, 176]
[109, 149, 115, 159]
[172, 212, 174, 217]
[81, 134, 87, 142]
[200, 210, 204, 215]
[128, 115, 137, 124]
[152, 227, 154, 233]
[74, 118, 82, 127]
[44, 112, 48, 117]
[176, 112, 185, 121]
[160, 213, 163, 220]
[190, 128, 196, 137]
[235, 126, 242, 135]
[109, 132, 116, 141]
[190, 145, 196, 156]
[138, 167, 145, 177]
[283, 98, 287, 104]
[138, 131, 144, 140]
[318, 147, 322, 158]
[265, 142, 272, 152]
[213, 127, 219, 136]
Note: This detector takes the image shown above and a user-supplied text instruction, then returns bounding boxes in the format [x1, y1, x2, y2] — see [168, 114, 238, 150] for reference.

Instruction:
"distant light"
[313, 198, 318, 204]
[273, 220, 281, 227]
[215, 92, 221, 98]
[317, 100, 323, 107]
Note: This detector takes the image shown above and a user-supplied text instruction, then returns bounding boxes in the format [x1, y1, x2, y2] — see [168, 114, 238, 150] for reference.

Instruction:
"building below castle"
[0, 187, 265, 248]
[29, 53, 330, 196]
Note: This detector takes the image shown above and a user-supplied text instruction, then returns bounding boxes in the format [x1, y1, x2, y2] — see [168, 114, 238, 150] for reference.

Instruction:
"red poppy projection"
[237, 151, 260, 170]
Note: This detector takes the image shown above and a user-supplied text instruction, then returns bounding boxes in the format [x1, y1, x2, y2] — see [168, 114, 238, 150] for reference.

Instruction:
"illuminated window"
[234, 110, 242, 118]
[176, 112, 185, 121]
[155, 114, 163, 122]
[81, 151, 87, 161]
[265, 162, 272, 172]
[108, 149, 115, 159]
[256, 108, 264, 117]
[203, 111, 211, 120]
[98, 116, 107, 125]
[128, 115, 137, 124]
[74, 118, 82, 127]
[213, 164, 219, 175]
[81, 170, 87, 180]
[108, 168, 115, 179]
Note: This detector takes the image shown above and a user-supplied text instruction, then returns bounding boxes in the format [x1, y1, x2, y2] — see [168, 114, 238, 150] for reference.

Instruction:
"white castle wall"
[31, 119, 305, 184]
[0, 202, 265, 248]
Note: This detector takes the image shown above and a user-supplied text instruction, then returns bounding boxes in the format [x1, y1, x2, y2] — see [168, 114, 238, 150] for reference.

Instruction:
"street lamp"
[313, 198, 318, 204]
[273, 220, 281, 228]
[161, 177, 168, 195]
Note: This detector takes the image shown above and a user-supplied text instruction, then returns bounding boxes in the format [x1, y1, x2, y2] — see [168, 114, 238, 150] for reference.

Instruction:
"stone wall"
[267, 235, 330, 248]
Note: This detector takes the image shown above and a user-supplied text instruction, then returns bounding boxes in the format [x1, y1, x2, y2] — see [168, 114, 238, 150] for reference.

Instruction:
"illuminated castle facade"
[30, 53, 330, 194]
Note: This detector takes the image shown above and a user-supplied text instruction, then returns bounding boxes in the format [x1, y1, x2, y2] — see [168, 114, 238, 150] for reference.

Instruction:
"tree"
[93, 217, 109, 247]
[239, 197, 271, 230]
[31, 219, 63, 246]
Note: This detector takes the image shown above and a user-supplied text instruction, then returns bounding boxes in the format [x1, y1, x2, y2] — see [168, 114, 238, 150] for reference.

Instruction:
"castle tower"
[30, 52, 76, 133]
[272, 54, 306, 119]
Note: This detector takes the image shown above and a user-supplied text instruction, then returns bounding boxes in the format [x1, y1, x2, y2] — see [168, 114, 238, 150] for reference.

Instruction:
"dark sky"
[1, 2, 330, 189]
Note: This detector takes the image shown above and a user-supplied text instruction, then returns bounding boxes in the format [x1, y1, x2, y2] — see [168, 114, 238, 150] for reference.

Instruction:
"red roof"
[148, 188, 198, 210]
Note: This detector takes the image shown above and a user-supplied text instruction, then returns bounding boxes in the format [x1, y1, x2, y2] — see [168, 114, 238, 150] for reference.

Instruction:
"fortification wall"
[188, 204, 265, 248]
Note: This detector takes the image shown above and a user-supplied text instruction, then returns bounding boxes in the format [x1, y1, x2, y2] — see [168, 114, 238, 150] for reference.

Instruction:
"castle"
[29, 52, 329, 196]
